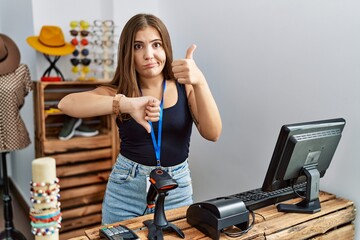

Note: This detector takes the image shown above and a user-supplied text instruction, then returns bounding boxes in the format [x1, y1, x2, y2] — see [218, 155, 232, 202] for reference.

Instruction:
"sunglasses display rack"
[69, 20, 92, 81]
[91, 19, 116, 82]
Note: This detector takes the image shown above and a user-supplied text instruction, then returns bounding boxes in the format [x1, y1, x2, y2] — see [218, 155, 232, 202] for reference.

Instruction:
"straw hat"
[27, 25, 75, 56]
[0, 34, 20, 75]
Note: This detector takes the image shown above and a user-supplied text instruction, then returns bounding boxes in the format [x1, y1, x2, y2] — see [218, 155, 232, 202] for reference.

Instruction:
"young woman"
[58, 13, 222, 224]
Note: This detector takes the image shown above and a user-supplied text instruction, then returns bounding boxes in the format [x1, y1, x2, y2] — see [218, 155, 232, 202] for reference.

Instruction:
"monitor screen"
[261, 118, 346, 213]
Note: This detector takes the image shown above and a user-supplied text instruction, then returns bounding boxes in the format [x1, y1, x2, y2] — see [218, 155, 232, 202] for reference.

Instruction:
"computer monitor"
[261, 118, 346, 213]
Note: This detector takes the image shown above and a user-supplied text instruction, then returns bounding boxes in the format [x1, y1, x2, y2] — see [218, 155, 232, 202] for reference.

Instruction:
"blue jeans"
[102, 154, 193, 224]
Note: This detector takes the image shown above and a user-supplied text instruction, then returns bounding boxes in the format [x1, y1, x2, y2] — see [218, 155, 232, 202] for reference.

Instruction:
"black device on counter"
[262, 118, 346, 213]
[143, 168, 185, 240]
[146, 168, 178, 208]
[186, 197, 249, 240]
[99, 224, 139, 240]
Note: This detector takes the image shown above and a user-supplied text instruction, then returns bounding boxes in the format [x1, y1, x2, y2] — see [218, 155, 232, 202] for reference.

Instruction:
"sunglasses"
[72, 48, 89, 57]
[92, 39, 115, 48]
[70, 58, 91, 66]
[93, 20, 114, 28]
[92, 65, 115, 75]
[70, 30, 90, 37]
[92, 29, 114, 37]
[72, 66, 90, 74]
[71, 38, 89, 46]
[70, 20, 90, 30]
[94, 58, 114, 66]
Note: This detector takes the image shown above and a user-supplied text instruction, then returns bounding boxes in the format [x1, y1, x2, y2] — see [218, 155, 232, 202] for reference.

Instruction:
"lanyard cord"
[141, 80, 166, 167]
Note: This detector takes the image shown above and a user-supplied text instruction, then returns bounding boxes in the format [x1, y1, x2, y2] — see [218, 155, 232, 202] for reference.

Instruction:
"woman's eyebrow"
[134, 38, 162, 43]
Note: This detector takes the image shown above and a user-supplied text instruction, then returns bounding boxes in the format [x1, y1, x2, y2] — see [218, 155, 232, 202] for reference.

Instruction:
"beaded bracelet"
[30, 206, 61, 216]
[30, 209, 60, 219]
[31, 201, 61, 209]
[31, 194, 60, 204]
[31, 225, 61, 236]
[30, 213, 62, 223]
[30, 187, 60, 197]
[113, 94, 125, 120]
[31, 217, 62, 228]
[30, 184, 60, 194]
[32, 228, 58, 236]
[30, 178, 59, 187]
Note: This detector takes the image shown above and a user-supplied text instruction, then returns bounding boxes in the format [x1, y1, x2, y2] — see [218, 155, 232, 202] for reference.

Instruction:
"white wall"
[0, 0, 36, 197]
[1, 0, 359, 237]
[165, 0, 360, 235]
[161, 0, 360, 197]
[162, 0, 360, 236]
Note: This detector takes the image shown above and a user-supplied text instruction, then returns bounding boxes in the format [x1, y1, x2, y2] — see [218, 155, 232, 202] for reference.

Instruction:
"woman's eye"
[153, 42, 161, 48]
[134, 44, 142, 50]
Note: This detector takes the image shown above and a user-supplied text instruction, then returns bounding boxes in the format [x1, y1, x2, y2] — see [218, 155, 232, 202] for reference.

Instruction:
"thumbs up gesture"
[172, 44, 205, 85]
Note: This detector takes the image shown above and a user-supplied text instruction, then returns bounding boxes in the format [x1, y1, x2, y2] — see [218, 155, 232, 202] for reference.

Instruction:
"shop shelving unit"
[33, 81, 119, 239]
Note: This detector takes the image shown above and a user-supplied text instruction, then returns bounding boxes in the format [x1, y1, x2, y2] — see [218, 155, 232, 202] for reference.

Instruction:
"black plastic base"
[0, 229, 27, 240]
[277, 198, 321, 214]
[143, 219, 185, 240]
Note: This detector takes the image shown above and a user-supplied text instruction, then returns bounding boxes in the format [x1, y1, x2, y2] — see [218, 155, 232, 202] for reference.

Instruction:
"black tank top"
[117, 82, 193, 167]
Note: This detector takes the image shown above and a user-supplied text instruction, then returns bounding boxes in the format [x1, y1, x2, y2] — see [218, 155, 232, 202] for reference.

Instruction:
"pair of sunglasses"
[72, 49, 89, 57]
[70, 58, 91, 66]
[93, 39, 115, 48]
[92, 29, 114, 37]
[71, 38, 89, 46]
[70, 30, 90, 37]
[70, 20, 90, 30]
[72, 66, 90, 74]
[94, 58, 114, 66]
[93, 20, 114, 28]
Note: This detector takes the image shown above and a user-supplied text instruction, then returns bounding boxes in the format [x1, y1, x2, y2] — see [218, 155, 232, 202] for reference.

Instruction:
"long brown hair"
[110, 13, 175, 97]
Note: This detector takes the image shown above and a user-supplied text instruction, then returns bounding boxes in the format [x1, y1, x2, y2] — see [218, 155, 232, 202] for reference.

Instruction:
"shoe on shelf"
[74, 124, 99, 137]
[59, 117, 82, 141]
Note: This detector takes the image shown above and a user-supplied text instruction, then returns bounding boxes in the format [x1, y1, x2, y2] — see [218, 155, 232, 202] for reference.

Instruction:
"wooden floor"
[0, 184, 33, 239]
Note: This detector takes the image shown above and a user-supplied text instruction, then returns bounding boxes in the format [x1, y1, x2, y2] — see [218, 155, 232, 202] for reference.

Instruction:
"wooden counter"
[69, 191, 356, 239]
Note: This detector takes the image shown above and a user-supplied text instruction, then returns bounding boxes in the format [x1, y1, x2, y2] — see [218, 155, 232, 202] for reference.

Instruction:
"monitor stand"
[277, 165, 321, 214]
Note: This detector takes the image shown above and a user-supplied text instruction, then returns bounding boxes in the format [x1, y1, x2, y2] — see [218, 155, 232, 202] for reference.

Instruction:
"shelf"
[42, 133, 112, 154]
[33, 81, 119, 239]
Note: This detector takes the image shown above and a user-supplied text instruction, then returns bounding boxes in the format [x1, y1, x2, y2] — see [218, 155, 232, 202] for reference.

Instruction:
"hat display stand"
[26, 25, 75, 82]
[0, 152, 27, 240]
[41, 54, 64, 82]
[30, 157, 61, 240]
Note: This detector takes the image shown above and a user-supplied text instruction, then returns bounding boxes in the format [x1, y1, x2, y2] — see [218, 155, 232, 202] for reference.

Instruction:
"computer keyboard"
[229, 182, 306, 211]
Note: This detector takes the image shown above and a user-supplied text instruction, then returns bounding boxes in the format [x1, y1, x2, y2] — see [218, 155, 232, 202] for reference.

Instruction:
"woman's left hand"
[172, 44, 205, 86]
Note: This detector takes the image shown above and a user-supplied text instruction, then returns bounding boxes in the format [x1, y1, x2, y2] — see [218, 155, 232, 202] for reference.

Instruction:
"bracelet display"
[112, 94, 125, 119]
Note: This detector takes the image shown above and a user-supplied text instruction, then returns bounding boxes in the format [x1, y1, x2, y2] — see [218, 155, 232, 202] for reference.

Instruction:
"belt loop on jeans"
[130, 162, 137, 178]
[166, 166, 173, 176]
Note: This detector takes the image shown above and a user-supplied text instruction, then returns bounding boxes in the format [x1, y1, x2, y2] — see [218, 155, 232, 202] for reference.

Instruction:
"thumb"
[140, 120, 152, 134]
[185, 44, 197, 59]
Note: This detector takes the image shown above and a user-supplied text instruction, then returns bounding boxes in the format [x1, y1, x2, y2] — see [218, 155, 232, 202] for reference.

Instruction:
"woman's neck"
[138, 76, 164, 90]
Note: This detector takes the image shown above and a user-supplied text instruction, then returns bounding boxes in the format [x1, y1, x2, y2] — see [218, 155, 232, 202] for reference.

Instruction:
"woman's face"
[133, 26, 166, 82]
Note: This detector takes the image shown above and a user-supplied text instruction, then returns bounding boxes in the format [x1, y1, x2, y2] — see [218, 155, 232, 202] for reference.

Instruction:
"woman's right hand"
[122, 96, 161, 133]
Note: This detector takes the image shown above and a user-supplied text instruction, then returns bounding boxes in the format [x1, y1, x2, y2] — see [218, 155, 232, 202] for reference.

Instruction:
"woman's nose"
[144, 47, 154, 60]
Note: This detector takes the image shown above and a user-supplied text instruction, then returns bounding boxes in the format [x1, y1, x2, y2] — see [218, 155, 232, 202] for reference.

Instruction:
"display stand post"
[42, 54, 64, 81]
[0, 152, 26, 240]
